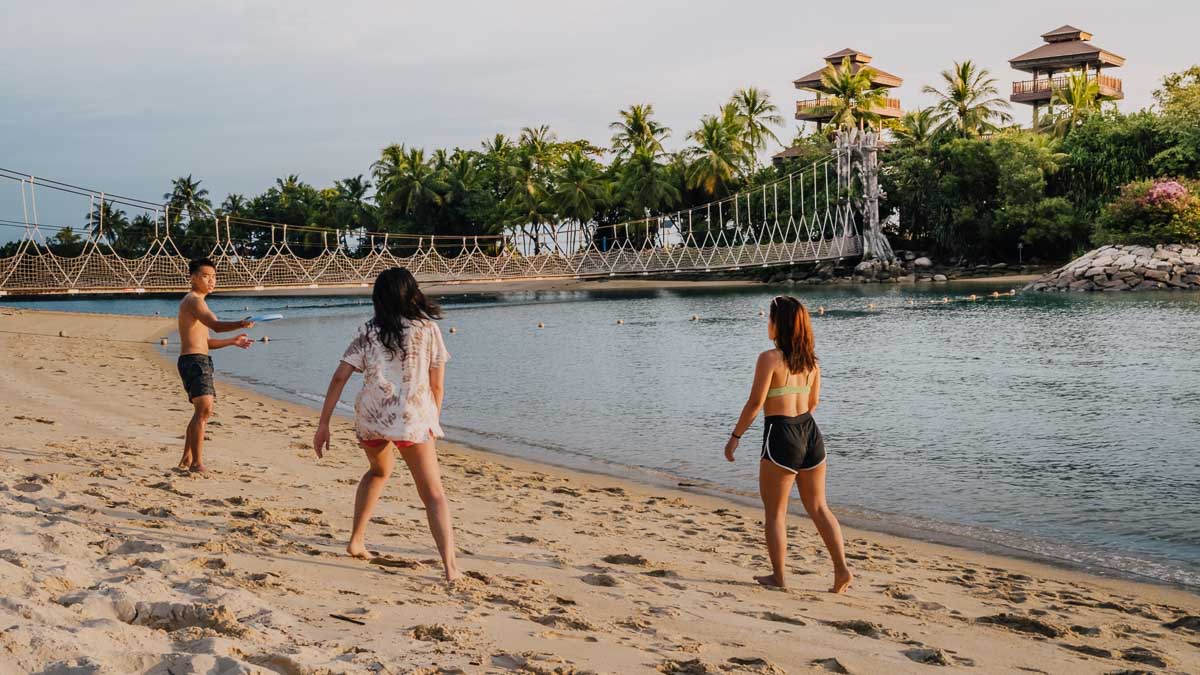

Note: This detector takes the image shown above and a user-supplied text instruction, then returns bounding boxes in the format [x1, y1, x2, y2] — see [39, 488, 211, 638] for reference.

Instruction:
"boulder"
[913, 257, 933, 268]
[1144, 269, 1171, 283]
[932, 274, 947, 282]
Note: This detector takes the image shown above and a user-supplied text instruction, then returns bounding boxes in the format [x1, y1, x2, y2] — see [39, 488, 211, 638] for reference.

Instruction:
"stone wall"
[1025, 244, 1200, 292]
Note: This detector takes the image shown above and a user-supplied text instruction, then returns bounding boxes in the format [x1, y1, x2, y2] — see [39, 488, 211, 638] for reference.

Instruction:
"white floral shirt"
[340, 318, 450, 443]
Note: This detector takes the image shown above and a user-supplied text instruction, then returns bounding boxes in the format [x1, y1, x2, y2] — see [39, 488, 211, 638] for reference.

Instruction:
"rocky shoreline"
[762, 252, 1044, 286]
[1025, 244, 1200, 292]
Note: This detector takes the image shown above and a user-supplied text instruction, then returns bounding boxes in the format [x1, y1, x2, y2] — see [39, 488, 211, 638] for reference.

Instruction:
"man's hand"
[233, 334, 253, 349]
[240, 319, 256, 329]
[724, 435, 739, 462]
[313, 424, 330, 459]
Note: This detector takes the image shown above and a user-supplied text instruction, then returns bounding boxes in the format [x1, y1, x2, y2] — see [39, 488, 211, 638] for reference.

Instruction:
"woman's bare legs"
[757, 460, 798, 588]
[398, 441, 461, 582]
[347, 442, 395, 559]
[796, 462, 853, 593]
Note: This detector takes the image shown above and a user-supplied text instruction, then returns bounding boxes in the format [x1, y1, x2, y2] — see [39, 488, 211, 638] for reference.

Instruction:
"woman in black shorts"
[724, 295, 852, 593]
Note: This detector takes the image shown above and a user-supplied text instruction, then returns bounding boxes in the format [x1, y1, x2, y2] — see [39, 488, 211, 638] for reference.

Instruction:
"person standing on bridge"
[312, 267, 461, 582]
[176, 257, 254, 473]
[724, 295, 852, 593]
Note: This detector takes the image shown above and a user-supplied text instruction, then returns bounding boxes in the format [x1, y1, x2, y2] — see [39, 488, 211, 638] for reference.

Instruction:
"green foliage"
[817, 57, 886, 130]
[922, 60, 1012, 138]
[1093, 177, 1200, 245]
[1152, 65, 1200, 176]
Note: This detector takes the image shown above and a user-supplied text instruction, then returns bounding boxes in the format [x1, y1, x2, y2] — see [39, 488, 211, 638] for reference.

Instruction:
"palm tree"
[923, 60, 1012, 137]
[818, 57, 887, 131]
[86, 200, 129, 245]
[731, 87, 783, 165]
[617, 147, 681, 239]
[506, 146, 554, 253]
[687, 113, 744, 196]
[164, 175, 212, 226]
[1042, 71, 1102, 137]
[551, 147, 608, 251]
[609, 104, 670, 158]
[892, 108, 939, 147]
[384, 148, 447, 228]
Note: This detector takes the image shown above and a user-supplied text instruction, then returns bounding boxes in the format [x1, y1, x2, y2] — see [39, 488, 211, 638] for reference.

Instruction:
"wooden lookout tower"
[1009, 25, 1125, 125]
[792, 48, 903, 131]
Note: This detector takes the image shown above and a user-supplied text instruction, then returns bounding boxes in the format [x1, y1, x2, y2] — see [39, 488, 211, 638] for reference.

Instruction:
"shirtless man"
[176, 257, 254, 473]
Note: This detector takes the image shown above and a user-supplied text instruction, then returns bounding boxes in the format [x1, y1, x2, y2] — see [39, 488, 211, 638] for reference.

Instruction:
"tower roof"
[1010, 26, 1124, 72]
[1040, 25, 1092, 42]
[794, 48, 902, 91]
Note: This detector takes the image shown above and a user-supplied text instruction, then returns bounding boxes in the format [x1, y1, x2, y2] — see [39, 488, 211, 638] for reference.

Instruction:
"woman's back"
[762, 349, 819, 417]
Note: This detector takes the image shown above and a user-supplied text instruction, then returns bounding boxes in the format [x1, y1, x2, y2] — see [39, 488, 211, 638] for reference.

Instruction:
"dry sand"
[1, 307, 1197, 674]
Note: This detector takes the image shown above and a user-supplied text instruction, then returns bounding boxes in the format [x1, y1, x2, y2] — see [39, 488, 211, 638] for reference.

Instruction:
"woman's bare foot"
[188, 463, 207, 474]
[345, 542, 371, 560]
[444, 565, 463, 583]
[830, 567, 853, 594]
[178, 451, 193, 470]
[755, 573, 786, 589]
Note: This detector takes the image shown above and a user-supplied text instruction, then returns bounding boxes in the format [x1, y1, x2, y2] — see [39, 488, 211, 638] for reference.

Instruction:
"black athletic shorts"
[761, 413, 826, 473]
[177, 354, 216, 402]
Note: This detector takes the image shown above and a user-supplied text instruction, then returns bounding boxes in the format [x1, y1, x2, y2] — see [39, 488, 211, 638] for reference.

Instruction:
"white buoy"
[448, 327, 457, 334]
[690, 314, 699, 321]
[969, 294, 978, 301]
[867, 303, 875, 310]
[616, 319, 624, 325]
[261, 335, 270, 342]
[818, 306, 825, 316]
[160, 338, 168, 346]
[758, 308, 765, 316]
[537, 322, 544, 329]
[1009, 289, 1017, 296]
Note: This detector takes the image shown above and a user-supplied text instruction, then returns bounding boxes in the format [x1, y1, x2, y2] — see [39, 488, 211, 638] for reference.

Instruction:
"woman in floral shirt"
[313, 267, 459, 581]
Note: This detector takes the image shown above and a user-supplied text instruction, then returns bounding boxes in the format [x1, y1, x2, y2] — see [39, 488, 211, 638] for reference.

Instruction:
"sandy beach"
[1, 308, 1197, 674]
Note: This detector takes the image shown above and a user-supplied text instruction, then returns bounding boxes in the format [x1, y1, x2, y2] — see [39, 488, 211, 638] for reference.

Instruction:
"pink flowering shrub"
[1095, 177, 1200, 245]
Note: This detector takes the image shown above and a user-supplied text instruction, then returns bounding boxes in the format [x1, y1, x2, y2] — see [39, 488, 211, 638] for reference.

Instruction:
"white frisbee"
[246, 313, 284, 323]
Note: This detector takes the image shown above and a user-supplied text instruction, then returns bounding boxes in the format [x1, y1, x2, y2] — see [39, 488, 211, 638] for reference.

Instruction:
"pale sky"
[2, 0, 1196, 241]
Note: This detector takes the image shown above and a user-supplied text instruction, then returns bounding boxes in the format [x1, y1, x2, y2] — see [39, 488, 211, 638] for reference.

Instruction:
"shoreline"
[0, 273, 1043, 301]
[3, 307, 1197, 672]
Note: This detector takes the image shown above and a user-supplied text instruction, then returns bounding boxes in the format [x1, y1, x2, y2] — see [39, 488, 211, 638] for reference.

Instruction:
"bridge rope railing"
[0, 134, 878, 295]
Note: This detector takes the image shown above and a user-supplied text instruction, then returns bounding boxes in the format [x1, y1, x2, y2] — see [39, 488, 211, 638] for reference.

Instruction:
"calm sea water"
[7, 282, 1200, 588]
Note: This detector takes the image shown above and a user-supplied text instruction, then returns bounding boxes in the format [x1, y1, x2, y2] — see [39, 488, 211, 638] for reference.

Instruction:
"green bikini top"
[766, 368, 815, 398]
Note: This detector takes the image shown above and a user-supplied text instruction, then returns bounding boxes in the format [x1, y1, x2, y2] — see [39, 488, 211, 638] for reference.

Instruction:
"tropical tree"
[923, 60, 1012, 138]
[817, 57, 886, 131]
[609, 104, 669, 158]
[550, 147, 608, 251]
[1042, 71, 1102, 137]
[86, 200, 129, 245]
[731, 87, 783, 166]
[164, 175, 212, 234]
[49, 226, 85, 257]
[617, 146, 680, 222]
[891, 108, 940, 147]
[687, 112, 745, 196]
[375, 147, 446, 233]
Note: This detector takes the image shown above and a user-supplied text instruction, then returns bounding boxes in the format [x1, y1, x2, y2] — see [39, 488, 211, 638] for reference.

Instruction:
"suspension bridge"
[0, 132, 886, 297]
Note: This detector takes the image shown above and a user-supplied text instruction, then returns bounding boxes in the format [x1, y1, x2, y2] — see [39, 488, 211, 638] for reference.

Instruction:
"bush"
[1093, 177, 1200, 245]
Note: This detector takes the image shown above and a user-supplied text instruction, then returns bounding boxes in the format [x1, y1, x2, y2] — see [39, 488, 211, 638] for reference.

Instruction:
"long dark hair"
[769, 295, 817, 374]
[369, 267, 441, 358]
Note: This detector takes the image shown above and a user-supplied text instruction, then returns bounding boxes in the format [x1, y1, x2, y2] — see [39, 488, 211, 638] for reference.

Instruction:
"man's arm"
[209, 335, 253, 350]
[189, 295, 253, 333]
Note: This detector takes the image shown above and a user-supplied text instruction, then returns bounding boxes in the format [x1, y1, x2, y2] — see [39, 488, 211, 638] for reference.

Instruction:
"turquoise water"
[7, 283, 1200, 588]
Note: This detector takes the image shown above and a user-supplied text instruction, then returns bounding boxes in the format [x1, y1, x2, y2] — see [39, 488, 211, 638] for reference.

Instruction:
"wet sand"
[1, 307, 1197, 673]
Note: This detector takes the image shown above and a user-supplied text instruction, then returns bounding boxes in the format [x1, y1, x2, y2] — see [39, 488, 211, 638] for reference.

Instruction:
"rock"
[1144, 269, 1171, 283]
[990, 262, 1008, 269]
[913, 257, 932, 268]
[932, 274, 947, 282]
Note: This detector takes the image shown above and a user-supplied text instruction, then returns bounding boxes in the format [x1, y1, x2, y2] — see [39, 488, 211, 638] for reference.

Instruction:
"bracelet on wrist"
[730, 431, 742, 439]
